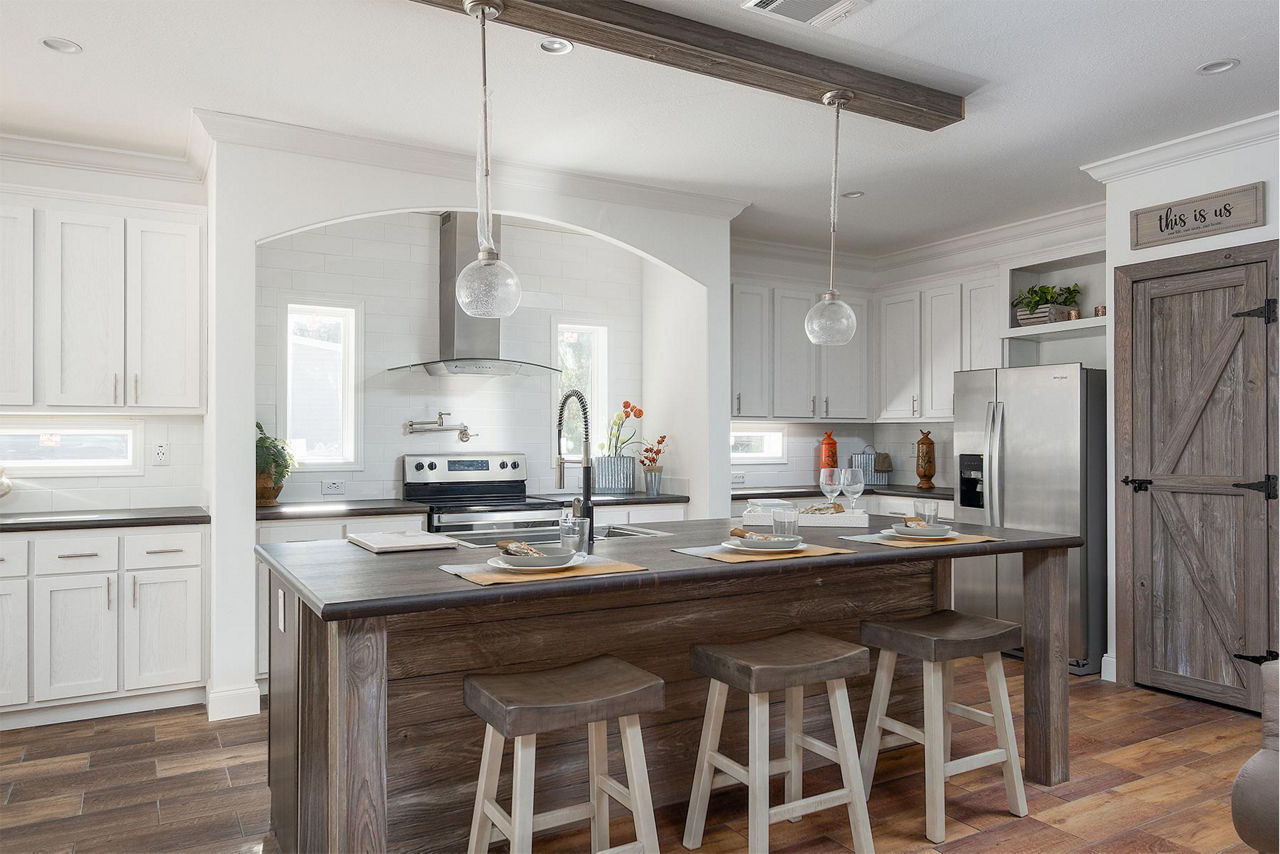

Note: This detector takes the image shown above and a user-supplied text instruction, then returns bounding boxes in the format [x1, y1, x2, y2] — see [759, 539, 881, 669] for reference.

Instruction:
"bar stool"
[464, 655, 665, 854]
[858, 610, 1028, 844]
[683, 630, 875, 854]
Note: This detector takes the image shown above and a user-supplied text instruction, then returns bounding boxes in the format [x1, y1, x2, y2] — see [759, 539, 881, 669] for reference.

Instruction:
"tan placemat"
[840, 533, 1004, 549]
[673, 544, 855, 563]
[439, 556, 647, 586]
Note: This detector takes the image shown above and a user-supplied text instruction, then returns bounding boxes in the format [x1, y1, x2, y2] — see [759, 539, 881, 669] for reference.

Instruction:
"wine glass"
[841, 467, 865, 510]
[819, 467, 842, 507]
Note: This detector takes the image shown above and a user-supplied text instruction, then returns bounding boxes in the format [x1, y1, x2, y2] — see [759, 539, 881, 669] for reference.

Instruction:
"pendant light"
[804, 90, 858, 346]
[455, 0, 521, 318]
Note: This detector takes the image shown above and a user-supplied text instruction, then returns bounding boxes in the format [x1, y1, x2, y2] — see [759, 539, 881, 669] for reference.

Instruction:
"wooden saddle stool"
[463, 655, 665, 854]
[683, 630, 876, 853]
[858, 609, 1028, 844]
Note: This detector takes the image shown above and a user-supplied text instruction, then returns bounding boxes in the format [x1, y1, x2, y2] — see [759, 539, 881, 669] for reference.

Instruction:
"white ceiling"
[2, 0, 1276, 254]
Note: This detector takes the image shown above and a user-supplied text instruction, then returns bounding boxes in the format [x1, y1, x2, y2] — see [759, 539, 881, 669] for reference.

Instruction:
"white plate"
[487, 553, 587, 573]
[880, 528, 955, 541]
[720, 539, 807, 554]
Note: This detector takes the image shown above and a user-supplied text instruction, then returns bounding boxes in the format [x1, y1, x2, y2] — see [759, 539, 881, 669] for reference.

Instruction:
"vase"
[592, 455, 636, 494]
[1015, 304, 1073, 327]
[256, 472, 284, 507]
[916, 430, 936, 490]
[643, 466, 663, 497]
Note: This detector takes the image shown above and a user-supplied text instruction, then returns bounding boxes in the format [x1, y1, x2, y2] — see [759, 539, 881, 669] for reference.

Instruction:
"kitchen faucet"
[555, 389, 594, 544]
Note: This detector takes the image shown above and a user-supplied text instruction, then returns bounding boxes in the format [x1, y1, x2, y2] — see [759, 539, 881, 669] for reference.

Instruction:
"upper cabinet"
[920, 285, 961, 419]
[126, 220, 202, 407]
[878, 291, 921, 419]
[820, 295, 870, 420]
[772, 290, 820, 418]
[731, 283, 771, 417]
[0, 206, 35, 405]
[961, 280, 1002, 370]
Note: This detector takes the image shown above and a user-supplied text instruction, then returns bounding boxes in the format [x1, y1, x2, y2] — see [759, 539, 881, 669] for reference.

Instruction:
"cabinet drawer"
[0, 539, 28, 577]
[122, 531, 203, 569]
[344, 516, 425, 536]
[34, 537, 118, 575]
[258, 523, 345, 544]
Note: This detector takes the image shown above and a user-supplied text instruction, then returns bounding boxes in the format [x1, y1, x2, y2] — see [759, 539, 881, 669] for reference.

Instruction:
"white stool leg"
[510, 733, 537, 854]
[588, 719, 610, 853]
[467, 724, 504, 854]
[922, 660, 947, 844]
[983, 652, 1028, 817]
[942, 659, 955, 769]
[683, 680, 728, 850]
[859, 649, 897, 795]
[619, 714, 660, 854]
[746, 690, 771, 854]
[826, 679, 876, 854]
[784, 685, 804, 821]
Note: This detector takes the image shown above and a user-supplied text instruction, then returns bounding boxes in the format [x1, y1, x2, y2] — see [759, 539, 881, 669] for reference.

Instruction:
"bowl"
[731, 534, 803, 550]
[891, 523, 952, 538]
[497, 545, 577, 567]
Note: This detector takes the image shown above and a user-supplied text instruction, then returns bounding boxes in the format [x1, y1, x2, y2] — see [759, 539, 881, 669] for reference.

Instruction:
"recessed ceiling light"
[41, 37, 83, 54]
[841, 190, 865, 199]
[539, 37, 573, 55]
[1196, 58, 1240, 75]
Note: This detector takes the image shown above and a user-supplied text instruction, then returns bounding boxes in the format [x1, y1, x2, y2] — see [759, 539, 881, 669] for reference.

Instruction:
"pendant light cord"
[827, 99, 842, 297]
[475, 8, 495, 253]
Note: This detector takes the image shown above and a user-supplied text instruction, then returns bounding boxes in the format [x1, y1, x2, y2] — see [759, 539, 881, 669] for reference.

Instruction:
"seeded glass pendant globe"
[457, 251, 521, 318]
[805, 292, 857, 345]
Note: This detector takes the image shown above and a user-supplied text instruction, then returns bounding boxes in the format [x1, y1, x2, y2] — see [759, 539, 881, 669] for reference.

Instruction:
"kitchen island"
[256, 517, 1079, 852]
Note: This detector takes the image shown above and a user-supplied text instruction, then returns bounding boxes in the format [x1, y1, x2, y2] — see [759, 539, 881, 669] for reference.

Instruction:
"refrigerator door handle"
[990, 401, 1006, 527]
[982, 401, 995, 527]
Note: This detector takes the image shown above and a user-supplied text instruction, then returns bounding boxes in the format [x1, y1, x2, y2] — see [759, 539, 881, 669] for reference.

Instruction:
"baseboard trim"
[205, 683, 263, 721]
[1101, 653, 1118, 683]
[0, 687, 207, 731]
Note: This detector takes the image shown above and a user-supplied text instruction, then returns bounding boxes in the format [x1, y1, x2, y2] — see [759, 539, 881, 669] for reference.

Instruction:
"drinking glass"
[840, 468, 865, 509]
[560, 517, 590, 557]
[772, 507, 799, 537]
[913, 499, 940, 526]
[819, 467, 842, 506]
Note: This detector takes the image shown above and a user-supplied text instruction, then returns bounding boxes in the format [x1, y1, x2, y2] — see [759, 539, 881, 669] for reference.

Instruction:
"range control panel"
[404, 453, 527, 484]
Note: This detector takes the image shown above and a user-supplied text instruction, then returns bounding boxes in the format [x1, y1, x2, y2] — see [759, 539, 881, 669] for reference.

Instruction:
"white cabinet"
[0, 205, 35, 405]
[878, 292, 922, 419]
[962, 280, 1002, 370]
[819, 295, 870, 420]
[122, 566, 202, 690]
[920, 285, 961, 419]
[126, 220, 202, 407]
[0, 578, 28, 706]
[772, 291, 819, 418]
[731, 283, 771, 418]
[33, 573, 118, 701]
[40, 211, 126, 406]
[595, 504, 686, 526]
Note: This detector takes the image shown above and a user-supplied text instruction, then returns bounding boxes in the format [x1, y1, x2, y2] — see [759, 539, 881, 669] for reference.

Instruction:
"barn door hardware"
[1233, 650, 1279, 665]
[1231, 474, 1277, 499]
[1231, 298, 1276, 324]
[1121, 475, 1152, 492]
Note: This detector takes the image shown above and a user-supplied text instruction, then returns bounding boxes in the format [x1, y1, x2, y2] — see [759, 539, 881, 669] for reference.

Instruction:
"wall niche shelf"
[1001, 314, 1110, 342]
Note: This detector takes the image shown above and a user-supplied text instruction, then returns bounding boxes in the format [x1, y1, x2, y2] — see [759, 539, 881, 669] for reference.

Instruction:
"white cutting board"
[347, 530, 459, 553]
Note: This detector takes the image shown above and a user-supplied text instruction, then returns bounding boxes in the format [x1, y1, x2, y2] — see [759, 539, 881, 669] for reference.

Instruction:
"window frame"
[550, 317, 610, 462]
[729, 423, 789, 465]
[0, 417, 144, 477]
[276, 293, 364, 471]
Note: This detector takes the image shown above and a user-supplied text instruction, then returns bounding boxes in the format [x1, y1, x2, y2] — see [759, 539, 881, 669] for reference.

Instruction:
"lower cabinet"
[122, 566, 203, 690]
[593, 503, 687, 526]
[0, 578, 28, 706]
[33, 573, 118, 701]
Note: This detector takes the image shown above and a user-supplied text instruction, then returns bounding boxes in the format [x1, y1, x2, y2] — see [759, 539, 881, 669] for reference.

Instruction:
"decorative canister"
[593, 455, 636, 494]
[643, 466, 663, 497]
[1094, 305, 1107, 317]
[820, 431, 839, 470]
[916, 430, 936, 490]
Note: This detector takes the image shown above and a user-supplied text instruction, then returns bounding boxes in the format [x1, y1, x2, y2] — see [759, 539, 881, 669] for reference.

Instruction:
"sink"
[596, 524, 670, 539]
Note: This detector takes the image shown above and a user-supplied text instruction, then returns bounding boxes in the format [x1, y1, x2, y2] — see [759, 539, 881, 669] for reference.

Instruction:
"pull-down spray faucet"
[555, 389, 594, 543]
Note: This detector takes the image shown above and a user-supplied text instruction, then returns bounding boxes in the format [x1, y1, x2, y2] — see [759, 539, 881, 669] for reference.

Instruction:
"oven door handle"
[430, 508, 566, 526]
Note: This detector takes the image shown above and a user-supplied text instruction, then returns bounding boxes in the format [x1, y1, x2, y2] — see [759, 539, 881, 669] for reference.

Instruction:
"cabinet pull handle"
[134, 374, 140, 404]
[911, 394, 918, 416]
[57, 552, 99, 559]
[132, 574, 138, 608]
[144, 548, 183, 555]
[824, 396, 830, 417]
[113, 373, 119, 404]
[735, 392, 741, 415]
[106, 576, 112, 610]
[810, 395, 816, 416]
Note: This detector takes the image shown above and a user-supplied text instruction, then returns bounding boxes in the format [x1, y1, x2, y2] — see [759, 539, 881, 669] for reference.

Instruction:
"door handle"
[981, 402, 995, 527]
[990, 401, 1005, 527]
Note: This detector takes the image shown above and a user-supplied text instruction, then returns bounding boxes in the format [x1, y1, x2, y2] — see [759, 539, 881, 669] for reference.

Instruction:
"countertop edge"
[255, 500, 429, 522]
[0, 506, 211, 533]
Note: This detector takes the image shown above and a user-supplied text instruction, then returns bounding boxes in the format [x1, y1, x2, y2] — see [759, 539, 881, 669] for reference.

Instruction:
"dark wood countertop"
[533, 492, 690, 506]
[255, 499, 428, 522]
[0, 505, 211, 532]
[256, 516, 1080, 622]
[732, 483, 955, 501]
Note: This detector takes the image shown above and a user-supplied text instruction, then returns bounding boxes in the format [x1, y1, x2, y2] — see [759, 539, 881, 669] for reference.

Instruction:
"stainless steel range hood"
[388, 212, 559, 378]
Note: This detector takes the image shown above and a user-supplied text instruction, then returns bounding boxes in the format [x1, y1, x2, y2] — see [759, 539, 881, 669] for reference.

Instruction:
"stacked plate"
[720, 535, 806, 553]
[487, 546, 585, 573]
[882, 523, 954, 540]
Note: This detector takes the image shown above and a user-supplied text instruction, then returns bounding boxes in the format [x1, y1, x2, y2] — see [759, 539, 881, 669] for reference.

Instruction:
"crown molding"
[0, 133, 203, 185]
[191, 109, 750, 220]
[1081, 111, 1279, 184]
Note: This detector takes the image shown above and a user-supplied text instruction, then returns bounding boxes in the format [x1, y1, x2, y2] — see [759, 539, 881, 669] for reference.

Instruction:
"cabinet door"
[772, 291, 819, 418]
[0, 205, 35, 405]
[122, 567, 202, 690]
[878, 291, 921, 419]
[257, 559, 270, 676]
[962, 280, 1002, 370]
[730, 284, 771, 417]
[0, 578, 28, 706]
[126, 219, 202, 407]
[41, 211, 126, 406]
[626, 504, 686, 524]
[921, 285, 961, 419]
[819, 295, 870, 419]
[33, 573, 118, 700]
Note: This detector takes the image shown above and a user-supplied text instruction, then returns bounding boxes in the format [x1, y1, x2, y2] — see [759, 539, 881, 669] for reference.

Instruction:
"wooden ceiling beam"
[409, 0, 965, 131]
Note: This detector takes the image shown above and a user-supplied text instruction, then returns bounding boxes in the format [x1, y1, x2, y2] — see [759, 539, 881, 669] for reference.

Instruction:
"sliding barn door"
[1130, 258, 1271, 710]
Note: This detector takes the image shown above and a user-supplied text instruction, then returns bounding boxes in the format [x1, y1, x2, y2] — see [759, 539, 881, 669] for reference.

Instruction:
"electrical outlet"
[730, 471, 746, 485]
[322, 480, 345, 495]
[152, 443, 170, 466]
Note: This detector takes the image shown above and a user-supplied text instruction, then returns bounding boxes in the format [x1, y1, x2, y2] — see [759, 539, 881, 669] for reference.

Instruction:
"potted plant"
[640, 435, 669, 497]
[1011, 283, 1082, 326]
[594, 400, 643, 494]
[256, 422, 295, 507]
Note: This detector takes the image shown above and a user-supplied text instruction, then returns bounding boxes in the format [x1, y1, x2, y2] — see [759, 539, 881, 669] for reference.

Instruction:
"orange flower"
[634, 408, 644, 418]
[622, 400, 632, 409]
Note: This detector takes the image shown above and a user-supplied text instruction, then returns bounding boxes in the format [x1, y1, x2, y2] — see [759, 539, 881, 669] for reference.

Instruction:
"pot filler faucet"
[555, 389, 594, 543]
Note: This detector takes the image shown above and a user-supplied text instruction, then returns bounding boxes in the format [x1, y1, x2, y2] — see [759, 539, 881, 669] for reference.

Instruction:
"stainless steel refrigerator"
[952, 364, 1107, 675]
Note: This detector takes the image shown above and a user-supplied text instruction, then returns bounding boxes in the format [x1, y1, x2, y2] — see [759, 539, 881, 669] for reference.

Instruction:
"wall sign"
[1130, 181, 1266, 250]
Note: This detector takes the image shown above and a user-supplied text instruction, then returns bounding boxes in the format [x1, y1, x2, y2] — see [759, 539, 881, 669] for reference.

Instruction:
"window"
[0, 418, 143, 476]
[280, 299, 362, 469]
[729, 424, 788, 464]
[555, 322, 608, 458]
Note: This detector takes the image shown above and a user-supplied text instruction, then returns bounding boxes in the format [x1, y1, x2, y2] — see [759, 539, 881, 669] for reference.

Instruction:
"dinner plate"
[721, 539, 807, 554]
[880, 528, 955, 541]
[487, 553, 587, 573]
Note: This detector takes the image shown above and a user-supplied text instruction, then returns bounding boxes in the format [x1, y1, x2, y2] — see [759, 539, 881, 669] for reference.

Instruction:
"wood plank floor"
[0, 659, 1259, 852]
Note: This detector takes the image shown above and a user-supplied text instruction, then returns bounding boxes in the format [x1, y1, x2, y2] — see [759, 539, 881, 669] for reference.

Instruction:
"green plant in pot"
[1012, 283, 1081, 326]
[256, 422, 295, 507]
